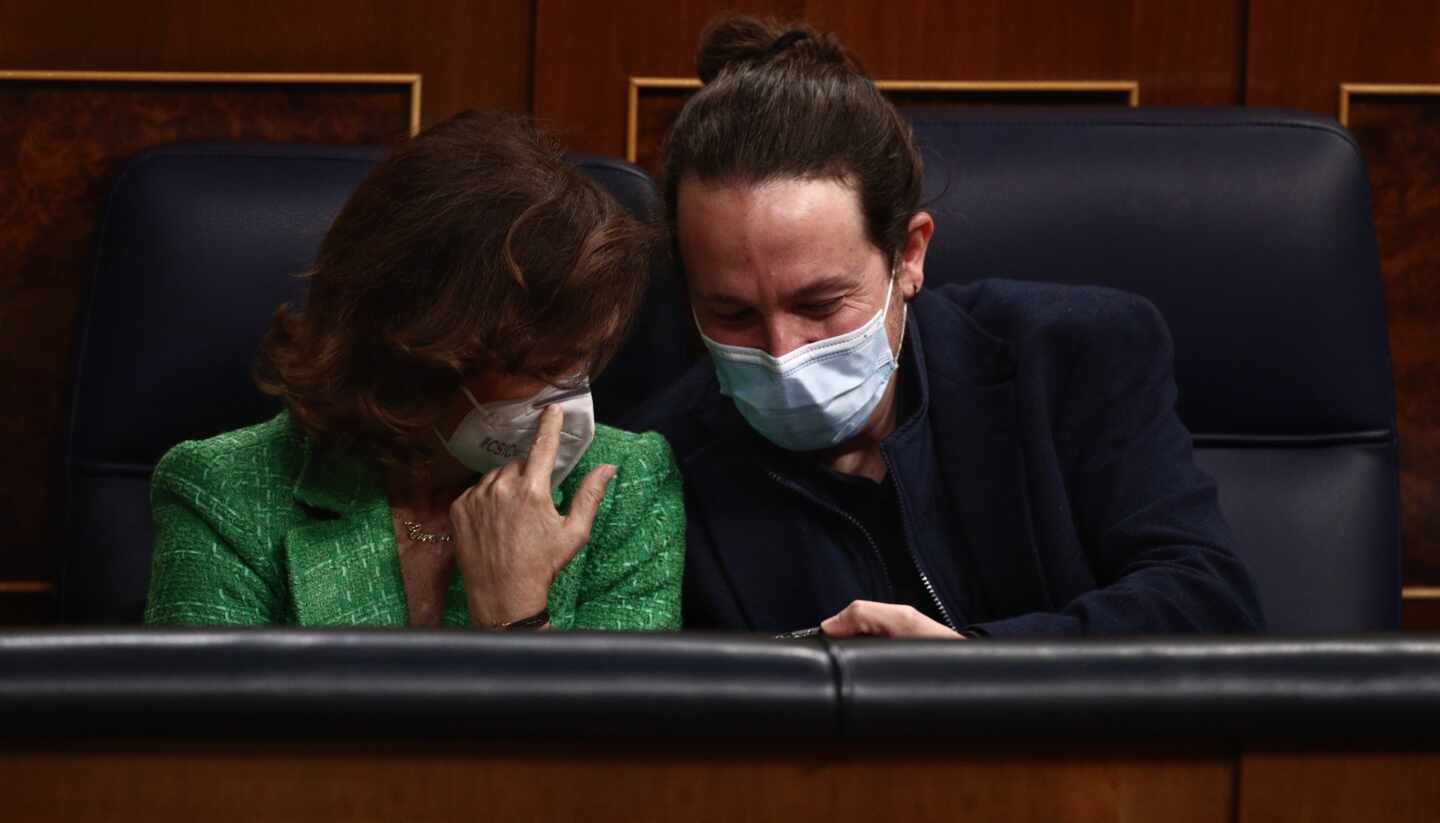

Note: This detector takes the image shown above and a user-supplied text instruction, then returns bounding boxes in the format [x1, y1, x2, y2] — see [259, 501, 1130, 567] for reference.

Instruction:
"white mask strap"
[460, 385, 483, 411]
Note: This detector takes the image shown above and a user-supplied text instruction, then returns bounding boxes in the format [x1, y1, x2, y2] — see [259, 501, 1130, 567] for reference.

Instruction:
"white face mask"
[434, 380, 596, 491]
[698, 275, 905, 452]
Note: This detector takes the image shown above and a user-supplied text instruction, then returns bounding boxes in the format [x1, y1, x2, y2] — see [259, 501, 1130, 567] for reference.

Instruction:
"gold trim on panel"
[626, 77, 1140, 163]
[0, 70, 423, 136]
[0, 581, 54, 594]
[627, 77, 700, 161]
[1339, 83, 1440, 128]
[1340, 85, 1440, 613]
[874, 79, 1140, 106]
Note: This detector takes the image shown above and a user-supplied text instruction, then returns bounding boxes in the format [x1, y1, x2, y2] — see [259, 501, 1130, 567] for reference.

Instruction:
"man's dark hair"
[662, 15, 925, 261]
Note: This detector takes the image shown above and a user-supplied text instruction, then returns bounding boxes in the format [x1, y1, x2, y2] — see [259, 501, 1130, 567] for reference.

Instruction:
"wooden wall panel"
[627, 79, 1135, 178]
[1239, 748, 1440, 823]
[805, 0, 1243, 104]
[1246, 1, 1440, 113]
[535, 0, 1245, 157]
[0, 0, 533, 126]
[6, 740, 1236, 823]
[1344, 90, 1440, 589]
[1248, 2, 1440, 602]
[0, 0, 533, 621]
[533, 0, 805, 156]
[12, 739, 1440, 823]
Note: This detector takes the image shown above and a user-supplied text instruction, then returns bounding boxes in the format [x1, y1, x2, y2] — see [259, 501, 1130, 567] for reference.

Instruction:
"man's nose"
[761, 316, 808, 359]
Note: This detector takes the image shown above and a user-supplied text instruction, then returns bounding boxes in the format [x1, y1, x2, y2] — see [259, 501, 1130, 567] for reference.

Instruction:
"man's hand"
[820, 600, 964, 639]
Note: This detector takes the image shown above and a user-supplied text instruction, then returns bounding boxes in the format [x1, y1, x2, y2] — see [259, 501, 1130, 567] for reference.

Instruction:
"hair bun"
[765, 30, 811, 56]
[695, 15, 859, 84]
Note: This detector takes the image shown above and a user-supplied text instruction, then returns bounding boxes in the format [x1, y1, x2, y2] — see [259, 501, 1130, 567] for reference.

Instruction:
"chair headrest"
[70, 143, 386, 470]
[910, 108, 1393, 438]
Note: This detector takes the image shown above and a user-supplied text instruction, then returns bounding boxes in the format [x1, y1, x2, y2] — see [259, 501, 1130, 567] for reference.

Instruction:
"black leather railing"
[4, 632, 1439, 739]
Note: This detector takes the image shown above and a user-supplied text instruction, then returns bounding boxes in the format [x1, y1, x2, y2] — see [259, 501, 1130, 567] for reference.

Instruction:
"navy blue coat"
[631, 280, 1265, 636]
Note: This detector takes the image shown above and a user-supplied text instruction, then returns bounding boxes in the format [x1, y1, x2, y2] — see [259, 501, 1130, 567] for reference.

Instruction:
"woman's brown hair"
[662, 15, 924, 262]
[257, 110, 654, 469]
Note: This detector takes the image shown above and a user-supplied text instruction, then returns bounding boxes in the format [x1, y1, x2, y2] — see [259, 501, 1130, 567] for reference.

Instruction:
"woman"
[635, 16, 1264, 637]
[145, 111, 683, 630]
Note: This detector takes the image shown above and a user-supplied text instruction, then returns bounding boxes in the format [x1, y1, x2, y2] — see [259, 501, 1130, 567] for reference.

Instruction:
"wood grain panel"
[1246, 1, 1440, 113]
[0, 75, 413, 594]
[805, 0, 1242, 104]
[1342, 90, 1440, 588]
[533, 0, 805, 155]
[0, 0, 532, 126]
[627, 78, 1136, 179]
[535, 0, 1244, 157]
[1402, 593, 1440, 632]
[1239, 748, 1440, 823]
[3, 740, 1235, 823]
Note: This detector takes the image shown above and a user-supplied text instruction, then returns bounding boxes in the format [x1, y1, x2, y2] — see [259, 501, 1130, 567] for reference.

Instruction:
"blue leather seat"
[908, 108, 1400, 632]
[60, 143, 685, 622]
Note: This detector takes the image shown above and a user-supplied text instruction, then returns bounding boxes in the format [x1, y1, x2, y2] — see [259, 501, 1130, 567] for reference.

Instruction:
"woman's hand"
[820, 600, 964, 639]
[449, 404, 615, 627]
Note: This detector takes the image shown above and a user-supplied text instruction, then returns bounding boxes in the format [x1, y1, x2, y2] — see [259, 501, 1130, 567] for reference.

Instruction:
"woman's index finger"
[522, 403, 564, 484]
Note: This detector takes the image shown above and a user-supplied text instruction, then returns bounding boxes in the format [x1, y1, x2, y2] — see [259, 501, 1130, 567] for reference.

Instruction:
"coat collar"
[907, 285, 1016, 386]
[293, 436, 384, 515]
[285, 436, 412, 626]
[902, 288, 1051, 621]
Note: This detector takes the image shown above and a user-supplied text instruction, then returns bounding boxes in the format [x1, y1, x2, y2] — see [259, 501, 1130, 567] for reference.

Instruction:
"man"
[630, 15, 1264, 638]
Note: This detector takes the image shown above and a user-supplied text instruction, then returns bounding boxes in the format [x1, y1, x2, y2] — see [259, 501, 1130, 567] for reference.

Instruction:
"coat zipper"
[768, 467, 959, 631]
[766, 471, 895, 599]
[877, 450, 959, 631]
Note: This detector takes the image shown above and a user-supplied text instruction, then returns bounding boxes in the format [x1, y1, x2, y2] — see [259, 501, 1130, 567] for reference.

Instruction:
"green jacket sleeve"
[571, 433, 685, 630]
[144, 444, 287, 625]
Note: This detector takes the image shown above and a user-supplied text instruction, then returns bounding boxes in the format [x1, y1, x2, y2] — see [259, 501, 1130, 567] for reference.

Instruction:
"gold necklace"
[402, 520, 453, 543]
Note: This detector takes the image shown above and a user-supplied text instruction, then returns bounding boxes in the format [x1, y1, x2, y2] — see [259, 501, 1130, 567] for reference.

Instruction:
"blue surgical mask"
[698, 276, 904, 451]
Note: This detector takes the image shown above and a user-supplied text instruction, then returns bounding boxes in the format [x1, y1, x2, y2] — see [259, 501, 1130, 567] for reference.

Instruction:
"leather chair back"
[909, 108, 1399, 632]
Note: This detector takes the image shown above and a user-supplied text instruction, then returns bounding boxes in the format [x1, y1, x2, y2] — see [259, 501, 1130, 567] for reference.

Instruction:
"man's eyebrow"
[697, 273, 863, 306]
[695, 291, 749, 306]
[787, 274, 862, 301]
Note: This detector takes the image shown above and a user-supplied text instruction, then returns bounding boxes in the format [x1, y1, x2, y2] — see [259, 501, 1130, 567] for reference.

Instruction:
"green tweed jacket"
[144, 412, 684, 629]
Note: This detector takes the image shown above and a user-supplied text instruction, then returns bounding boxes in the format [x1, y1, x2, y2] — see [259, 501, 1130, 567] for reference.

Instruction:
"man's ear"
[899, 211, 934, 299]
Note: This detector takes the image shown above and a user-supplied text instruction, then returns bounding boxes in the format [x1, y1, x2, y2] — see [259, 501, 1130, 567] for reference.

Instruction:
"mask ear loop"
[433, 385, 487, 449]
[459, 386, 484, 410]
[889, 255, 908, 365]
[531, 384, 591, 411]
